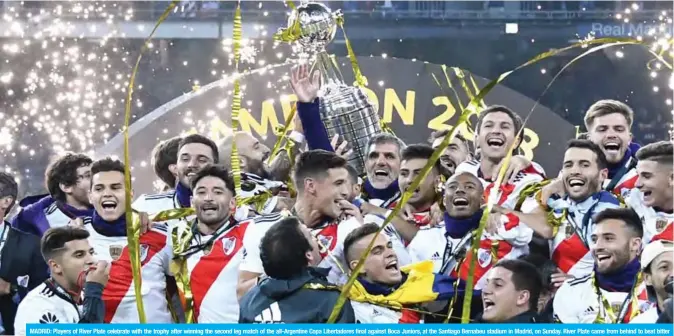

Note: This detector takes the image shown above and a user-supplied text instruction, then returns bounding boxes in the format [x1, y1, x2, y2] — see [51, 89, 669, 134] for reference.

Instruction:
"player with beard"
[151, 136, 182, 192]
[408, 172, 532, 287]
[133, 134, 219, 217]
[361, 145, 442, 244]
[497, 140, 621, 278]
[631, 240, 673, 323]
[553, 208, 649, 323]
[237, 150, 409, 298]
[11, 153, 94, 236]
[624, 141, 673, 243]
[170, 164, 270, 323]
[428, 130, 473, 178]
[218, 132, 296, 220]
[79, 158, 174, 323]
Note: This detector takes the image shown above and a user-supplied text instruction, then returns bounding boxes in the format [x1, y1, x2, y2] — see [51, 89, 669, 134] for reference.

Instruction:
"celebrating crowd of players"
[0, 65, 671, 332]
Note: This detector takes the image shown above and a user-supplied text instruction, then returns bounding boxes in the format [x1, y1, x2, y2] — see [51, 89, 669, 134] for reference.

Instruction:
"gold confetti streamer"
[123, 1, 179, 323]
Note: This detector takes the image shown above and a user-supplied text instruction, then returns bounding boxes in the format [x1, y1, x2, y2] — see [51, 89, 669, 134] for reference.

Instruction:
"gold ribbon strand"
[230, 1, 244, 207]
[123, 1, 179, 323]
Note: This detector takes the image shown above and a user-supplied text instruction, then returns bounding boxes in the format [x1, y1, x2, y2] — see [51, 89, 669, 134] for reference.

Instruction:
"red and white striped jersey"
[351, 301, 422, 324]
[553, 273, 651, 323]
[545, 192, 621, 278]
[407, 213, 531, 289]
[603, 157, 638, 196]
[624, 188, 674, 243]
[83, 218, 173, 323]
[455, 159, 545, 212]
[240, 214, 361, 286]
[179, 216, 262, 323]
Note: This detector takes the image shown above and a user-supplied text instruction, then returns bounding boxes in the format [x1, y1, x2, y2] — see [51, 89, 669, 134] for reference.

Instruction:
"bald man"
[218, 132, 300, 218]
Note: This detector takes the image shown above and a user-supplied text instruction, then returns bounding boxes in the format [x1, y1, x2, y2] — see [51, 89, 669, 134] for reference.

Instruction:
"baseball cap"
[641, 240, 674, 271]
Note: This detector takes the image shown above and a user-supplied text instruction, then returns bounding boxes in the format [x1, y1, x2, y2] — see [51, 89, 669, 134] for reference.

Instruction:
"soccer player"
[11, 153, 94, 236]
[83, 158, 174, 323]
[428, 130, 473, 178]
[630, 240, 673, 323]
[14, 227, 109, 335]
[499, 140, 621, 278]
[408, 172, 532, 287]
[237, 150, 369, 298]
[480, 259, 543, 323]
[553, 208, 648, 323]
[150, 136, 182, 192]
[133, 134, 218, 215]
[584, 100, 638, 195]
[175, 165, 269, 322]
[361, 144, 443, 243]
[455, 105, 545, 190]
[624, 141, 673, 243]
[239, 217, 355, 323]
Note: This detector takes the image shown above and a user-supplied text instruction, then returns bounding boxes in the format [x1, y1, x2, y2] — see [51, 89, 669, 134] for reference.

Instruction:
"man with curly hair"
[10, 153, 94, 236]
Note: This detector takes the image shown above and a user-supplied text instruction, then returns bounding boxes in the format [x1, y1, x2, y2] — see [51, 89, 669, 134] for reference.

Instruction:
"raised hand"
[289, 63, 320, 103]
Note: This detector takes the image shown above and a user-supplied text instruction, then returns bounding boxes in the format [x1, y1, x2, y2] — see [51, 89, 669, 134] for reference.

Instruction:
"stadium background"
[0, 0, 672, 198]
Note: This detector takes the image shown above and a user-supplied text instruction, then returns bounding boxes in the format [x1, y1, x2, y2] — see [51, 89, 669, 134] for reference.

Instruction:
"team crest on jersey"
[565, 225, 575, 239]
[222, 237, 237, 256]
[109, 245, 124, 261]
[317, 235, 334, 253]
[477, 248, 492, 268]
[655, 218, 668, 232]
[139, 244, 149, 262]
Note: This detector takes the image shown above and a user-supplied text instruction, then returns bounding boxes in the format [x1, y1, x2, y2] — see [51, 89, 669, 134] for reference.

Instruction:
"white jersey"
[455, 159, 544, 212]
[241, 214, 361, 286]
[629, 305, 659, 323]
[83, 218, 173, 323]
[408, 213, 531, 289]
[624, 188, 674, 243]
[175, 217, 258, 323]
[603, 156, 638, 196]
[133, 190, 194, 228]
[545, 192, 620, 278]
[352, 301, 423, 324]
[553, 273, 650, 324]
[14, 281, 81, 336]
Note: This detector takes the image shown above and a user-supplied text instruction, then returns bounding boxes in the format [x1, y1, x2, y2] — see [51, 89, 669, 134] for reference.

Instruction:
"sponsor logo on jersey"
[110, 245, 124, 261]
[222, 237, 237, 256]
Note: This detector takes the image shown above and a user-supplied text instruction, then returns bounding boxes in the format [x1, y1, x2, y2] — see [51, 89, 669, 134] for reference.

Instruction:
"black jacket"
[478, 310, 540, 323]
[239, 267, 355, 323]
[0, 222, 49, 334]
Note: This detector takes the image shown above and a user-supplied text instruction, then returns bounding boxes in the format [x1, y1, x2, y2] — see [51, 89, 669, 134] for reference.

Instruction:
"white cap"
[641, 240, 674, 271]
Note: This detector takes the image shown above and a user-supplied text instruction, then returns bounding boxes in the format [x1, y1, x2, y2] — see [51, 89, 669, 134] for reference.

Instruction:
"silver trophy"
[281, 2, 382, 173]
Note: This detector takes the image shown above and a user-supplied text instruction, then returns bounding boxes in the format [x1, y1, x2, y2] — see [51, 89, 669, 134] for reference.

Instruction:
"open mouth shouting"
[373, 168, 391, 181]
[602, 140, 622, 156]
[385, 259, 400, 275]
[486, 136, 505, 150]
[98, 199, 121, 220]
[483, 297, 496, 311]
[594, 251, 613, 269]
[200, 203, 219, 216]
[565, 176, 587, 193]
[452, 196, 470, 208]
